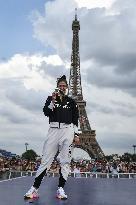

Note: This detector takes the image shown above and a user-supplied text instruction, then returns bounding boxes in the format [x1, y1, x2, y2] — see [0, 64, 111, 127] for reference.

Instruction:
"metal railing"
[0, 171, 136, 180]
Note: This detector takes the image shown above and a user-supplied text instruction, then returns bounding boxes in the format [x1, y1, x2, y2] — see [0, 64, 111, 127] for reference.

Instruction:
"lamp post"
[25, 143, 29, 152]
[132, 145, 136, 155]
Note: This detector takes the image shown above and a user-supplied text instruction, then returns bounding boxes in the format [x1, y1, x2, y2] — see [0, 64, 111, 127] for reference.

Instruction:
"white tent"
[57, 147, 91, 162]
[72, 148, 91, 160]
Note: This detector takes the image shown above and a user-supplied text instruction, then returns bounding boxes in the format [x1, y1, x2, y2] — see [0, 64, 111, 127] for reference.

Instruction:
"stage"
[0, 176, 136, 205]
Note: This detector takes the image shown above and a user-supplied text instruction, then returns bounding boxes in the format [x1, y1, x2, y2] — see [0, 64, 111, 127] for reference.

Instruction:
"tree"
[131, 154, 136, 162]
[22, 149, 38, 161]
[105, 155, 113, 162]
[121, 152, 132, 162]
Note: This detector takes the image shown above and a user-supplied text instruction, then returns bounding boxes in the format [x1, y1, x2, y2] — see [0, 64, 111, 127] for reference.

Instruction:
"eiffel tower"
[68, 11, 105, 159]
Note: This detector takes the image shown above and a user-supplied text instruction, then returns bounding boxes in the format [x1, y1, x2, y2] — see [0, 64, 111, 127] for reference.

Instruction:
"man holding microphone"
[24, 75, 79, 200]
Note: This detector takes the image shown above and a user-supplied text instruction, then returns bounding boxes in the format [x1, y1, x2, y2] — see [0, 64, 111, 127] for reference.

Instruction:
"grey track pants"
[36, 124, 74, 180]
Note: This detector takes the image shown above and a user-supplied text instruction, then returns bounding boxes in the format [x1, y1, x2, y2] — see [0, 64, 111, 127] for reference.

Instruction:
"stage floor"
[0, 176, 136, 205]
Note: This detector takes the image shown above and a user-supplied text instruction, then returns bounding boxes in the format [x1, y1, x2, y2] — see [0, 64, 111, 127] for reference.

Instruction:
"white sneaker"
[24, 186, 39, 199]
[56, 187, 67, 199]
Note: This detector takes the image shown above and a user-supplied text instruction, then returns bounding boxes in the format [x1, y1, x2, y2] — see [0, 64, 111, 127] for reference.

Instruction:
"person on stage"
[24, 75, 79, 200]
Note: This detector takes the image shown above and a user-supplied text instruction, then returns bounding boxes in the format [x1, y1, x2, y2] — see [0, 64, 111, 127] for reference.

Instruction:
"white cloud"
[75, 0, 116, 9]
[30, 0, 78, 61]
[0, 53, 65, 91]
[43, 55, 63, 66]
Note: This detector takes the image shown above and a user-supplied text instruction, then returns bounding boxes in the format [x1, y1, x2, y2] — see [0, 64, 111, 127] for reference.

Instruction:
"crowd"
[0, 155, 136, 174]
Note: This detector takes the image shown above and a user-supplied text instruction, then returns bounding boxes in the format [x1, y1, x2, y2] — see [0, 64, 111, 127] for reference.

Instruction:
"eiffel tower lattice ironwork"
[68, 11, 104, 159]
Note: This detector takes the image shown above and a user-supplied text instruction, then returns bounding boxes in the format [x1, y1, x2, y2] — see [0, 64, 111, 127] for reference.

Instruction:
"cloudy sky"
[0, 0, 136, 157]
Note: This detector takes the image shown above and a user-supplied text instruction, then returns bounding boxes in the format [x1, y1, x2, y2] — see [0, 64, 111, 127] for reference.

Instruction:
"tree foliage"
[22, 149, 38, 160]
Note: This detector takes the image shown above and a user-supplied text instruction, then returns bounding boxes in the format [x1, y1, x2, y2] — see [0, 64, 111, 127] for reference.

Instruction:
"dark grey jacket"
[43, 95, 79, 127]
